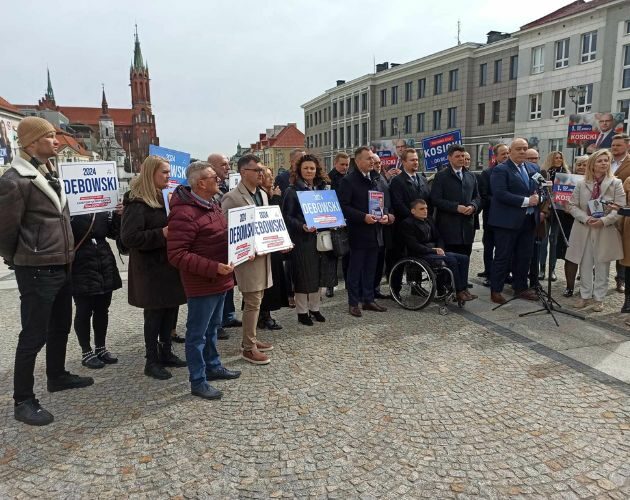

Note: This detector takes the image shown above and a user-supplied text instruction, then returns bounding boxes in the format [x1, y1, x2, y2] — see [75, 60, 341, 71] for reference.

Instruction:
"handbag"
[316, 230, 333, 252]
[330, 227, 350, 257]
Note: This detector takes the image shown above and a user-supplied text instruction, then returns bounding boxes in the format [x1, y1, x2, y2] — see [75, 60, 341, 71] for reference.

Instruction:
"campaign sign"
[297, 190, 345, 229]
[149, 145, 190, 187]
[368, 190, 385, 218]
[253, 205, 293, 254]
[552, 173, 583, 211]
[59, 161, 119, 215]
[422, 129, 462, 171]
[228, 205, 256, 266]
[567, 124, 598, 146]
[228, 172, 241, 190]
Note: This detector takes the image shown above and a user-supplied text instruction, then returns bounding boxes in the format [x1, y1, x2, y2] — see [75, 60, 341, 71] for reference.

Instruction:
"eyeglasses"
[243, 168, 264, 173]
[201, 175, 217, 181]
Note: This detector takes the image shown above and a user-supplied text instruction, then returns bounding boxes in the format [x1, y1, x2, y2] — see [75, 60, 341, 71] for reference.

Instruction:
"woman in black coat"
[282, 154, 337, 326]
[71, 211, 122, 368]
[121, 156, 187, 380]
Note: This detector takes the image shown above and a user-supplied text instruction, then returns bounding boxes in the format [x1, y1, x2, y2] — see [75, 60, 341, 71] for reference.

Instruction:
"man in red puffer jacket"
[167, 161, 241, 401]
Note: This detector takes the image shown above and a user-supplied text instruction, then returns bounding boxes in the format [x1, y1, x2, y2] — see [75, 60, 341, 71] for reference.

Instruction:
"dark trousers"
[444, 243, 473, 257]
[491, 215, 536, 293]
[347, 247, 378, 306]
[13, 265, 72, 404]
[422, 252, 470, 292]
[374, 247, 386, 292]
[221, 288, 236, 325]
[283, 257, 295, 298]
[482, 226, 495, 274]
[143, 307, 178, 362]
[73, 291, 113, 352]
[342, 253, 350, 284]
[529, 239, 542, 288]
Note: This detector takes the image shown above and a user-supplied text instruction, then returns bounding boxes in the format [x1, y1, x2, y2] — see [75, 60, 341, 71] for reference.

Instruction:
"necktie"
[595, 133, 604, 148]
[456, 170, 462, 181]
[519, 164, 529, 186]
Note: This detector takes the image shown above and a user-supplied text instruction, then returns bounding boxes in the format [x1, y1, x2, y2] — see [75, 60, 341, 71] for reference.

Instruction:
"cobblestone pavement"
[0, 247, 629, 499]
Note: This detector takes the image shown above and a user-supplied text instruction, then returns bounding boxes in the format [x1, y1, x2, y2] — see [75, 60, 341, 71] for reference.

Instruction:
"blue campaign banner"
[421, 129, 462, 171]
[149, 145, 190, 186]
[297, 190, 345, 229]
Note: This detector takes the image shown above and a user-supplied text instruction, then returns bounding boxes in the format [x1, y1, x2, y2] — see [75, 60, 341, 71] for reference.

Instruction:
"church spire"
[101, 84, 109, 116]
[132, 24, 145, 71]
[45, 68, 55, 102]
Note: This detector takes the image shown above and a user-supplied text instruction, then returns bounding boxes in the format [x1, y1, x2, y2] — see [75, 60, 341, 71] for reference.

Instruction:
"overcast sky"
[4, 0, 572, 159]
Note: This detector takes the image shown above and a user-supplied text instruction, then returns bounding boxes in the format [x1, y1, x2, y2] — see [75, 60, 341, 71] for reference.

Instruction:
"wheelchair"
[388, 257, 465, 315]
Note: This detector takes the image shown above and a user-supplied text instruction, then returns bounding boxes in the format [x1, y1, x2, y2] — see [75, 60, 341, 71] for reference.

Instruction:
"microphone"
[531, 172, 552, 187]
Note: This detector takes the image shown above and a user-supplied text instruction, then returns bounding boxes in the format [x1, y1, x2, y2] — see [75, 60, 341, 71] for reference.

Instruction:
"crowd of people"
[2, 116, 630, 426]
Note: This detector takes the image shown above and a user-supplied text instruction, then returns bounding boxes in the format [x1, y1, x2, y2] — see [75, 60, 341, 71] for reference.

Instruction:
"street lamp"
[567, 85, 587, 114]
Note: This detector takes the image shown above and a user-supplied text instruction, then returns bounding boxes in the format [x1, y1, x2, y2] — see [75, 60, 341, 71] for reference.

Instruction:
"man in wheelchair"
[399, 199, 477, 302]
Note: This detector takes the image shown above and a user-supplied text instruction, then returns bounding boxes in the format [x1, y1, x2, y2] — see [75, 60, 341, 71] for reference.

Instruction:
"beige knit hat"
[17, 117, 56, 148]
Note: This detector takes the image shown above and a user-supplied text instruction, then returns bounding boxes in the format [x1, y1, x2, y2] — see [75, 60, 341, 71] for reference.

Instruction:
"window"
[354, 124, 359, 146]
[448, 69, 458, 91]
[509, 55, 518, 80]
[405, 81, 413, 101]
[340, 100, 344, 116]
[391, 86, 398, 105]
[494, 59, 502, 83]
[492, 100, 500, 123]
[318, 110, 322, 123]
[508, 98, 516, 122]
[362, 122, 368, 144]
[433, 110, 442, 131]
[418, 78, 426, 99]
[531, 45, 544, 74]
[479, 63, 487, 86]
[624, 45, 630, 89]
[404, 115, 412, 134]
[323, 108, 327, 122]
[390, 118, 398, 136]
[549, 138, 564, 152]
[332, 102, 337, 118]
[626, 20, 630, 35]
[380, 119, 386, 137]
[380, 88, 387, 107]
[555, 39, 569, 68]
[313, 113, 317, 126]
[416, 113, 425, 133]
[324, 132, 327, 146]
[354, 95, 359, 114]
[339, 127, 345, 147]
[346, 98, 352, 116]
[314, 135, 318, 148]
[478, 103, 485, 125]
[347, 125, 351, 147]
[577, 83, 593, 113]
[447, 107, 457, 128]
[529, 93, 542, 120]
[361, 93, 368, 111]
[581, 31, 597, 63]
[434, 73, 442, 95]
[552, 89, 566, 117]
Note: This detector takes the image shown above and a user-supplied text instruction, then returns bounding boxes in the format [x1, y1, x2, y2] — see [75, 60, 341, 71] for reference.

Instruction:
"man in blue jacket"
[488, 138, 540, 304]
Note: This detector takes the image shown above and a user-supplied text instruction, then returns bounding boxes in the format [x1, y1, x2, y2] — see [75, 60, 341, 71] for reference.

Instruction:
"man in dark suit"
[430, 144, 481, 257]
[274, 148, 305, 195]
[488, 138, 540, 304]
[326, 152, 351, 297]
[586, 113, 616, 154]
[339, 146, 394, 317]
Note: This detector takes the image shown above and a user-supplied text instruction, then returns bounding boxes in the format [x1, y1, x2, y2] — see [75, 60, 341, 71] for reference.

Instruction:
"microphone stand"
[519, 182, 585, 325]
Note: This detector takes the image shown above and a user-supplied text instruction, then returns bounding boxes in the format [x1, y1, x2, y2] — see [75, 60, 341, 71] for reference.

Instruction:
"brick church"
[18, 27, 158, 171]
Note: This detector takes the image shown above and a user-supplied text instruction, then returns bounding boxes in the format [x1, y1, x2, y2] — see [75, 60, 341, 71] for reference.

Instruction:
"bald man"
[525, 149, 540, 164]
[488, 138, 540, 304]
[207, 153, 230, 199]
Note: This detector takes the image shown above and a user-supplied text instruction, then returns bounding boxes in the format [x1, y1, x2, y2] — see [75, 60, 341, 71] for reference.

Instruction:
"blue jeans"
[186, 292, 226, 390]
[221, 288, 236, 325]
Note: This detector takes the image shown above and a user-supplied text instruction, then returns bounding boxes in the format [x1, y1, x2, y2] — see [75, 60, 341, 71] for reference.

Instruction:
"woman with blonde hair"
[566, 150, 625, 311]
[121, 156, 186, 379]
[539, 151, 570, 281]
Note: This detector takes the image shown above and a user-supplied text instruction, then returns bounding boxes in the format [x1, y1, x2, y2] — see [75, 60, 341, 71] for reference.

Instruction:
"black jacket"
[338, 168, 382, 249]
[70, 212, 122, 296]
[399, 216, 444, 258]
[328, 168, 346, 193]
[478, 168, 493, 227]
[430, 165, 481, 245]
[389, 170, 431, 221]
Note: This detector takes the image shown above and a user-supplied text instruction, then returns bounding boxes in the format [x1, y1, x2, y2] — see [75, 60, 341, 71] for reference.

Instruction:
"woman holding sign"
[121, 156, 187, 380]
[566, 150, 625, 311]
[282, 154, 337, 326]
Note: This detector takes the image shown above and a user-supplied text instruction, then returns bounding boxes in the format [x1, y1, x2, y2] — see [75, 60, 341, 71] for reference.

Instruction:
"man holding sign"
[221, 154, 274, 365]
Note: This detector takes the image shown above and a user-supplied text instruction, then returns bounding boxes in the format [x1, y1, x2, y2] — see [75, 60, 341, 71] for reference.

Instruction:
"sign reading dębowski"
[297, 190, 345, 229]
[149, 145, 190, 187]
[228, 205, 292, 266]
[422, 129, 462, 171]
[59, 161, 119, 215]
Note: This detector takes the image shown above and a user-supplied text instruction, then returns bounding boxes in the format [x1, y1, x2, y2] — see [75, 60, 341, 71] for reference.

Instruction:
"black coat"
[120, 193, 186, 309]
[399, 216, 444, 258]
[282, 179, 337, 293]
[328, 168, 346, 193]
[430, 165, 481, 246]
[478, 168, 493, 227]
[389, 171, 431, 221]
[338, 168, 382, 249]
[70, 212, 122, 297]
[261, 193, 289, 311]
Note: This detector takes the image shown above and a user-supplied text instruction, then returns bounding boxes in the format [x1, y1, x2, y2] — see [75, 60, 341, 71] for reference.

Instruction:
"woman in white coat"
[566, 149, 625, 311]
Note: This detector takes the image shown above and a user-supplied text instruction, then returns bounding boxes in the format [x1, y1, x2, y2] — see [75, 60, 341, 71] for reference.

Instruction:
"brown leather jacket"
[0, 154, 74, 266]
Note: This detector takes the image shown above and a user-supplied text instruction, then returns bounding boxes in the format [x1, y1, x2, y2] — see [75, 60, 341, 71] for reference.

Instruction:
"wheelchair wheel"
[389, 258, 436, 310]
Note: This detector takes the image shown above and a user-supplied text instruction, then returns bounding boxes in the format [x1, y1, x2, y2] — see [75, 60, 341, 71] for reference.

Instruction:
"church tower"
[98, 86, 125, 169]
[129, 26, 158, 169]
[38, 68, 58, 110]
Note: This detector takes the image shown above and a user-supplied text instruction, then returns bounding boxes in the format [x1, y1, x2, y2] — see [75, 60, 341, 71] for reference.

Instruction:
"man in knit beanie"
[0, 116, 93, 426]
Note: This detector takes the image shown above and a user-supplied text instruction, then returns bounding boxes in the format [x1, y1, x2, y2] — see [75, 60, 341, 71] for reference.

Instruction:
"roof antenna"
[457, 19, 461, 45]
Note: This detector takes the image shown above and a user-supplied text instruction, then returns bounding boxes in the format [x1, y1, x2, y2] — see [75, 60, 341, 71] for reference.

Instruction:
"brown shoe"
[349, 306, 362, 317]
[515, 289, 538, 301]
[241, 349, 270, 365]
[491, 292, 507, 304]
[461, 290, 477, 301]
[362, 302, 387, 312]
[255, 341, 273, 352]
[616, 279, 625, 293]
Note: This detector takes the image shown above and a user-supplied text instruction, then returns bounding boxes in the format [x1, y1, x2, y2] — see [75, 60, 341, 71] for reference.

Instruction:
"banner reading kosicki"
[566, 112, 625, 152]
[59, 161, 119, 215]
